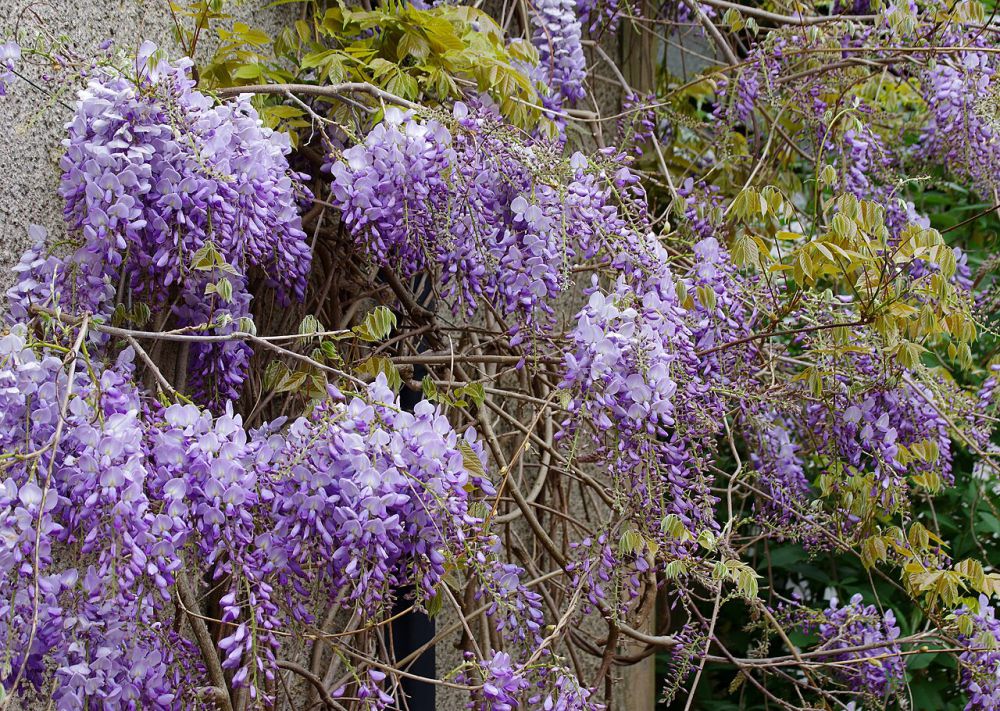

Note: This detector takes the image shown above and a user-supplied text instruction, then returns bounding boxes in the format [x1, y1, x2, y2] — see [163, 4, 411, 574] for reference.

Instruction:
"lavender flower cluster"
[956, 596, 1000, 710]
[806, 356, 953, 513]
[61, 43, 310, 302]
[818, 594, 905, 703]
[530, 0, 588, 107]
[330, 109, 454, 280]
[560, 238, 720, 607]
[331, 105, 644, 335]
[0, 328, 202, 707]
[5, 225, 115, 325]
[0, 40, 19, 96]
[0, 308, 547, 706]
[748, 413, 814, 533]
[267, 374, 492, 614]
[920, 45, 1000, 199]
[1, 43, 617, 707]
[54, 42, 311, 407]
[464, 651, 603, 710]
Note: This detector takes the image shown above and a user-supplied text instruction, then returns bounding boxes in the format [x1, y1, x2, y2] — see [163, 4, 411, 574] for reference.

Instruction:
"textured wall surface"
[0, 0, 293, 293]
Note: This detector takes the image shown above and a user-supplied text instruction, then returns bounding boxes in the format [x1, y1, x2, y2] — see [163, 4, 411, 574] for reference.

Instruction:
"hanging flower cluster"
[60, 42, 311, 302]
[530, 0, 588, 107]
[747, 412, 814, 532]
[6, 3, 1000, 707]
[0, 40, 19, 96]
[0, 328, 203, 708]
[920, 46, 1000, 200]
[817, 594, 905, 704]
[54, 42, 311, 408]
[805, 354, 953, 513]
[330, 110, 453, 279]
[0, 304, 547, 706]
[267, 374, 492, 614]
[331, 105, 644, 334]
[956, 596, 1000, 711]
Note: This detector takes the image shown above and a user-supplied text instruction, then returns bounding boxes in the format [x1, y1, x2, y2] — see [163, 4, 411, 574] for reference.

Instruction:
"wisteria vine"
[3, 0, 1000, 708]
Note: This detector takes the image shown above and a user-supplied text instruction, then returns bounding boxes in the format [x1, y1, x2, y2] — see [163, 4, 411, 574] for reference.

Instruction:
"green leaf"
[263, 105, 307, 120]
[299, 314, 323, 339]
[458, 439, 487, 479]
[730, 233, 758, 268]
[619, 529, 644, 556]
[417, 13, 466, 53]
[264, 361, 289, 390]
[320, 340, 344, 365]
[132, 303, 151, 327]
[397, 30, 431, 61]
[232, 63, 264, 80]
[353, 306, 397, 342]
[207, 277, 233, 303]
[421, 376, 438, 401]
[385, 71, 419, 99]
[426, 588, 444, 618]
[274, 369, 308, 394]
[301, 49, 341, 69]
[830, 213, 858, 241]
[355, 356, 402, 391]
[237, 316, 257, 335]
[455, 382, 485, 408]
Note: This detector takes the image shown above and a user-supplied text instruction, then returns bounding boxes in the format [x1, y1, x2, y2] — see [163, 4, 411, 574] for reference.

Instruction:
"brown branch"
[177, 569, 234, 711]
[214, 82, 421, 111]
[695, 318, 870, 357]
[698, 0, 878, 25]
[276, 660, 346, 711]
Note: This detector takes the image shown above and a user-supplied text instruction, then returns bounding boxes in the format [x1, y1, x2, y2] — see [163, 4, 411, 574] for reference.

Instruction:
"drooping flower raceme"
[818, 594, 905, 703]
[171, 270, 254, 405]
[806, 353, 953, 513]
[57, 43, 311, 408]
[61, 43, 311, 302]
[530, 0, 588, 106]
[0, 327, 200, 708]
[267, 374, 491, 616]
[331, 105, 644, 334]
[747, 412, 814, 532]
[5, 225, 115, 326]
[330, 109, 454, 279]
[560, 237, 719, 609]
[920, 47, 1000, 199]
[956, 596, 1000, 711]
[0, 40, 19, 95]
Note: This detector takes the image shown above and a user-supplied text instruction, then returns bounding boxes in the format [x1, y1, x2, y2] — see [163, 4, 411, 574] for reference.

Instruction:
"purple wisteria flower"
[530, 0, 588, 106]
[472, 650, 530, 710]
[331, 105, 645, 335]
[748, 413, 814, 531]
[920, 44, 1000, 199]
[956, 595, 1000, 710]
[5, 225, 114, 325]
[267, 373, 492, 615]
[61, 43, 311, 302]
[0, 40, 19, 95]
[806, 352, 953, 513]
[818, 594, 905, 703]
[561, 236, 719, 602]
[55, 42, 312, 408]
